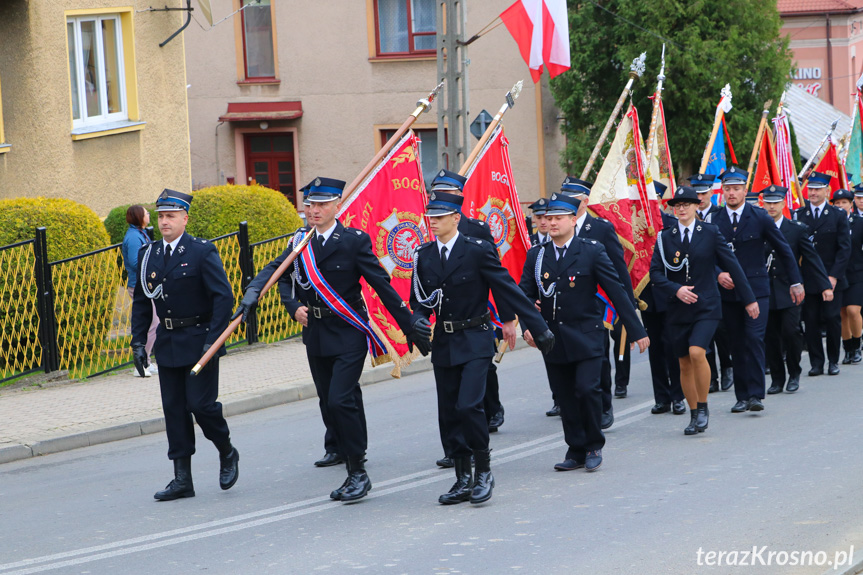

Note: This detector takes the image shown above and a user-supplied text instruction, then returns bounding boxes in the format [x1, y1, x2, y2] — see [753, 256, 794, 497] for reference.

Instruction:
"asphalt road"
[1, 346, 862, 575]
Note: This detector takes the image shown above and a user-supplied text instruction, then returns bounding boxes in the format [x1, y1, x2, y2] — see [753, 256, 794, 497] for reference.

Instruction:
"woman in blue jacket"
[122, 205, 159, 376]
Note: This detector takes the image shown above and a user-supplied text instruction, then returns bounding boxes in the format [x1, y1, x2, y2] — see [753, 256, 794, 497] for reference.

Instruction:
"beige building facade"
[0, 0, 192, 216]
[184, 0, 566, 211]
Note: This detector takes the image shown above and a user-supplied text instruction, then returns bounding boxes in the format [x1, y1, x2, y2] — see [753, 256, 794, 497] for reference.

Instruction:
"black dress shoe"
[330, 476, 350, 500]
[843, 350, 853, 365]
[808, 366, 824, 376]
[314, 452, 344, 467]
[553, 458, 585, 471]
[767, 383, 783, 395]
[684, 410, 699, 435]
[747, 397, 764, 411]
[340, 456, 372, 503]
[439, 457, 473, 505]
[601, 409, 614, 430]
[614, 385, 627, 398]
[436, 456, 454, 468]
[470, 449, 494, 504]
[720, 368, 734, 391]
[218, 447, 239, 490]
[828, 362, 840, 375]
[488, 406, 505, 432]
[709, 379, 719, 393]
[731, 400, 748, 413]
[155, 457, 195, 501]
[695, 403, 709, 432]
[585, 450, 602, 472]
[546, 403, 561, 417]
[650, 403, 670, 414]
[672, 400, 687, 415]
[786, 376, 800, 393]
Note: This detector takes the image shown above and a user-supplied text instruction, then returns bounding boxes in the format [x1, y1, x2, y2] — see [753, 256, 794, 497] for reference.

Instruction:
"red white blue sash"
[299, 232, 387, 358]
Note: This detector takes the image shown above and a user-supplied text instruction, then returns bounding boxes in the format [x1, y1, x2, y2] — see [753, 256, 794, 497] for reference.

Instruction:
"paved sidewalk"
[0, 337, 435, 464]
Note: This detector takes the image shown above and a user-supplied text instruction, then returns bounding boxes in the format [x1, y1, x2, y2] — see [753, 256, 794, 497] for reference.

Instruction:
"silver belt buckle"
[164, 318, 173, 330]
[443, 321, 454, 333]
[313, 307, 322, 319]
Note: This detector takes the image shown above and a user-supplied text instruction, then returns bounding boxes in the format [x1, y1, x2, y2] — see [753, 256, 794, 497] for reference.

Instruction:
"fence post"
[238, 221, 258, 345]
[33, 227, 60, 372]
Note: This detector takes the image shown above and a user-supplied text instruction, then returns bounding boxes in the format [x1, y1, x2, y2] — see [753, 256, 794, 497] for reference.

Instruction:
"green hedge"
[104, 204, 160, 245]
[187, 184, 303, 242]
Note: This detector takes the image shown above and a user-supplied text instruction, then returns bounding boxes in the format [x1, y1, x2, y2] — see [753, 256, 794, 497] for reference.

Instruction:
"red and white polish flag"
[500, 0, 570, 83]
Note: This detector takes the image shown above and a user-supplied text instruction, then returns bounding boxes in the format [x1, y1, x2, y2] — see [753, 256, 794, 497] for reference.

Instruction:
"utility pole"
[436, 0, 469, 175]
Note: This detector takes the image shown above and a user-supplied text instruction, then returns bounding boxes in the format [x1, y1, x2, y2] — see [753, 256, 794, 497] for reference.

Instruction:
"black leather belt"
[309, 299, 366, 319]
[162, 315, 210, 330]
[440, 311, 491, 333]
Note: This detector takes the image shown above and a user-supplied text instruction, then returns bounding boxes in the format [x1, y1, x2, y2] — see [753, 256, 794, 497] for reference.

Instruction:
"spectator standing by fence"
[122, 205, 158, 377]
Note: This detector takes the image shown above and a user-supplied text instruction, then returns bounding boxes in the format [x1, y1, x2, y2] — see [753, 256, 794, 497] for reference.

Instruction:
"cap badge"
[314, 178, 321, 186]
[439, 170, 446, 177]
[770, 186, 776, 192]
[430, 192, 436, 201]
[160, 190, 169, 199]
[551, 193, 558, 200]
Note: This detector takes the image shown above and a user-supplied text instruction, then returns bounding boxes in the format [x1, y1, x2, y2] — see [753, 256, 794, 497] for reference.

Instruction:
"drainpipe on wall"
[215, 121, 225, 185]
[827, 13, 834, 105]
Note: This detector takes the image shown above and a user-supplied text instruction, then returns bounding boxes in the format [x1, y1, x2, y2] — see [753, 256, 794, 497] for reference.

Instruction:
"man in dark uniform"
[642, 182, 686, 415]
[558, 177, 633, 427]
[411, 191, 554, 505]
[131, 189, 239, 501]
[519, 193, 649, 470]
[234, 177, 431, 503]
[689, 173, 732, 392]
[853, 184, 863, 217]
[761, 186, 832, 394]
[794, 171, 851, 376]
[529, 198, 551, 246]
[713, 167, 804, 412]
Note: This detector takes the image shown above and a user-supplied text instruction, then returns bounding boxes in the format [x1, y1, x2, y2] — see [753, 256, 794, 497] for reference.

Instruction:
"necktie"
[732, 211, 738, 232]
[164, 244, 172, 267]
[683, 227, 690, 252]
[318, 233, 325, 247]
[814, 207, 821, 219]
[440, 246, 448, 268]
[556, 246, 566, 261]
[698, 211, 704, 221]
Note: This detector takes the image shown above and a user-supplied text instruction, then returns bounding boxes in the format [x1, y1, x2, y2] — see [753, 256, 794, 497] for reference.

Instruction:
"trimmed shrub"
[104, 204, 160, 245]
[0, 197, 110, 260]
[187, 184, 303, 242]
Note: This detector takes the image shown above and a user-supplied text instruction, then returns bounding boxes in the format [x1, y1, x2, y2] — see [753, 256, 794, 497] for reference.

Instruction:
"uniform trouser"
[803, 295, 843, 368]
[544, 357, 604, 457]
[434, 357, 491, 459]
[706, 317, 733, 381]
[641, 309, 684, 404]
[307, 348, 368, 458]
[482, 361, 501, 422]
[723, 297, 770, 401]
[765, 305, 803, 384]
[159, 359, 230, 460]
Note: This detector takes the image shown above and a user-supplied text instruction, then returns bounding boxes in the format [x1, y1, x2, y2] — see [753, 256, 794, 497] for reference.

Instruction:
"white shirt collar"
[726, 203, 745, 219]
[551, 235, 574, 251]
[575, 213, 587, 234]
[678, 220, 695, 238]
[537, 232, 549, 243]
[162, 235, 182, 253]
[437, 231, 460, 255]
[810, 199, 827, 211]
[774, 216, 784, 228]
[315, 221, 338, 244]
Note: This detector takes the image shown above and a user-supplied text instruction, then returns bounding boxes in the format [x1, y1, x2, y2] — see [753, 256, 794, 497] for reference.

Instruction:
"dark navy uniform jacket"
[530, 232, 551, 246]
[578, 213, 635, 303]
[410, 233, 548, 367]
[518, 237, 647, 365]
[259, 222, 413, 356]
[458, 216, 516, 323]
[794, 202, 851, 290]
[649, 221, 755, 323]
[765, 218, 830, 310]
[640, 212, 678, 314]
[713, 203, 801, 301]
[131, 232, 234, 367]
[847, 214, 863, 286]
[696, 203, 721, 224]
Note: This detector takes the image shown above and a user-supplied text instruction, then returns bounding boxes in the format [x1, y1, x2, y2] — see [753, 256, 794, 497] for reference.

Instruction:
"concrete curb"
[0, 355, 435, 466]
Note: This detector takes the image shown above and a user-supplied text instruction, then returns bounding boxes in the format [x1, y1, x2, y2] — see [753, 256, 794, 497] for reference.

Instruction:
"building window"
[241, 0, 276, 79]
[67, 14, 128, 129]
[374, 0, 436, 57]
[381, 127, 446, 191]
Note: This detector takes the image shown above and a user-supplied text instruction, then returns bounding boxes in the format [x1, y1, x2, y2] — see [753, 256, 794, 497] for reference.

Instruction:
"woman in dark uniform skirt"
[832, 189, 863, 364]
[649, 187, 757, 435]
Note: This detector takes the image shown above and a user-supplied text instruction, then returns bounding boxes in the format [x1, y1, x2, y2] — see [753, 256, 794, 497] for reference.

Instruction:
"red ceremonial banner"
[802, 141, 843, 199]
[338, 132, 429, 374]
[462, 126, 531, 284]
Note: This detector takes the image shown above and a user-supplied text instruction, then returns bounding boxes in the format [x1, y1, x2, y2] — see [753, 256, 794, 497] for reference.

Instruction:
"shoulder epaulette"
[344, 226, 363, 236]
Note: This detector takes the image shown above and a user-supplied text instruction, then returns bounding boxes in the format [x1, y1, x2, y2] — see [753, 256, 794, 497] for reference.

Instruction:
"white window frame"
[67, 14, 128, 129]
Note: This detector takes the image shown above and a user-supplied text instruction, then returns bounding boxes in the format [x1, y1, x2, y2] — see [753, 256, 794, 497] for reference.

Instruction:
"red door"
[244, 134, 297, 205]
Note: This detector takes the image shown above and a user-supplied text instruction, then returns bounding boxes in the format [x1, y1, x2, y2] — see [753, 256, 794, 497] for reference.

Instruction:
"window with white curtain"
[375, 0, 436, 56]
[242, 0, 275, 78]
[67, 14, 127, 128]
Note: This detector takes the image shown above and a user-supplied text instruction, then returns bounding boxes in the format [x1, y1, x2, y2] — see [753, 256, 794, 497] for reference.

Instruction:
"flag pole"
[580, 53, 647, 179]
[458, 80, 524, 177]
[745, 100, 774, 191]
[645, 46, 666, 165]
[797, 118, 839, 181]
[191, 81, 445, 376]
[699, 84, 732, 173]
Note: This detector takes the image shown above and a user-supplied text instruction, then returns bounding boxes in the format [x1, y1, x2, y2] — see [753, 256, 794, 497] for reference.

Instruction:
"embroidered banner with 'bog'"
[338, 131, 429, 375]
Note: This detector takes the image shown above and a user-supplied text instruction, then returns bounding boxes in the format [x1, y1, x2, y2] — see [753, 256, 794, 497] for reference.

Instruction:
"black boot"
[340, 455, 372, 503]
[851, 336, 863, 364]
[218, 443, 239, 491]
[695, 402, 709, 433]
[684, 409, 698, 436]
[330, 476, 351, 500]
[154, 457, 195, 501]
[439, 457, 473, 505]
[842, 339, 853, 365]
[470, 449, 494, 504]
